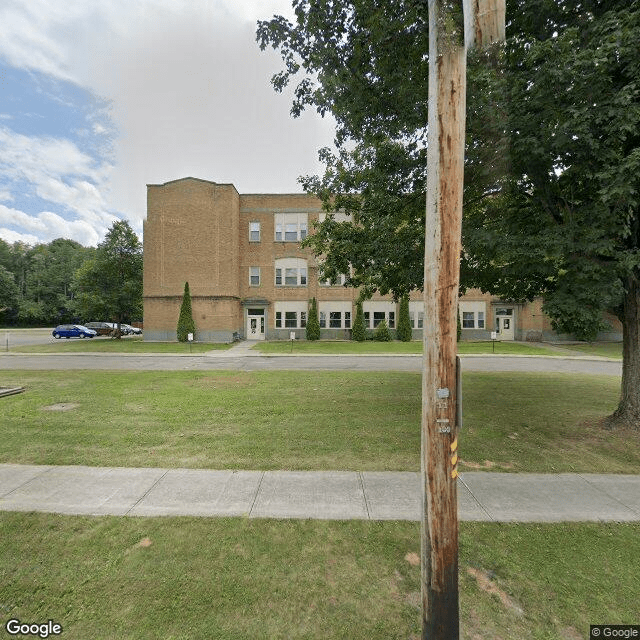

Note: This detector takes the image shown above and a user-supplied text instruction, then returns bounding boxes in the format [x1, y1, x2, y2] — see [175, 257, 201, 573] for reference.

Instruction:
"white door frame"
[494, 308, 515, 341]
[246, 314, 265, 340]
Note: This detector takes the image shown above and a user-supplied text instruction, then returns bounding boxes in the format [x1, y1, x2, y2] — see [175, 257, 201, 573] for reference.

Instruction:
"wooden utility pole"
[422, 1, 505, 638]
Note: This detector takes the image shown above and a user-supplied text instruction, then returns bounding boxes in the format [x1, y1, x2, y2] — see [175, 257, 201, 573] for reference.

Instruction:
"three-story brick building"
[143, 177, 622, 342]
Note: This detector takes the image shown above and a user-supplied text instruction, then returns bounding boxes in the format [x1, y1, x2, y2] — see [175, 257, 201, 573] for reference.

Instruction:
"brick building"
[143, 177, 622, 342]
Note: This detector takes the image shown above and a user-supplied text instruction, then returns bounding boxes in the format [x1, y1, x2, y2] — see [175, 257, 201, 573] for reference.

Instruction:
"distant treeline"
[0, 237, 141, 327]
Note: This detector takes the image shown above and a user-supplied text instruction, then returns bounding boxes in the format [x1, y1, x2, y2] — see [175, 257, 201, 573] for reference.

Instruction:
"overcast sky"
[0, 0, 336, 247]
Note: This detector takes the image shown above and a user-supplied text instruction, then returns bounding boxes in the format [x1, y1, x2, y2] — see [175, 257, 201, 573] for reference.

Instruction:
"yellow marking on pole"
[451, 468, 459, 479]
[450, 437, 458, 452]
[451, 453, 458, 466]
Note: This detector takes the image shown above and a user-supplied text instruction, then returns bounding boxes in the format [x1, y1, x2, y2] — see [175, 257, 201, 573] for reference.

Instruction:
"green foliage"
[0, 265, 18, 322]
[177, 282, 196, 342]
[73, 221, 142, 333]
[373, 319, 392, 342]
[396, 295, 412, 341]
[0, 237, 94, 326]
[258, 0, 640, 419]
[306, 297, 321, 340]
[351, 301, 367, 341]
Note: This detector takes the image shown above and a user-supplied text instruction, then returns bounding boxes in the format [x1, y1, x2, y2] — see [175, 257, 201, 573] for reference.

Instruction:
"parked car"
[121, 324, 142, 335]
[84, 322, 114, 336]
[52, 325, 97, 339]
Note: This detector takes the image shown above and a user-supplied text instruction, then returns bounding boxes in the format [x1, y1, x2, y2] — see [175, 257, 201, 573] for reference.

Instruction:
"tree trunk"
[609, 275, 640, 428]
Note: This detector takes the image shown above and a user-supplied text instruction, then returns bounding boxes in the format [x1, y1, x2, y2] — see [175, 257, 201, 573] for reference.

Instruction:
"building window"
[320, 273, 347, 286]
[329, 312, 342, 328]
[459, 301, 488, 330]
[275, 213, 308, 242]
[274, 258, 308, 287]
[275, 303, 307, 329]
[249, 222, 260, 242]
[318, 302, 353, 330]
[249, 267, 260, 286]
[363, 302, 397, 329]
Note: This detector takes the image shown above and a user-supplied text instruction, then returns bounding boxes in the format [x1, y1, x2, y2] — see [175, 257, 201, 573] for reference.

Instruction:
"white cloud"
[0, 203, 104, 246]
[0, 228, 40, 245]
[0, 0, 336, 242]
[0, 126, 114, 224]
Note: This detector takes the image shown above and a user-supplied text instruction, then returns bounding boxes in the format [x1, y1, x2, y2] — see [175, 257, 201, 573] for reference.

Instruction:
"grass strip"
[11, 336, 230, 354]
[254, 340, 563, 355]
[0, 513, 637, 639]
[0, 370, 632, 473]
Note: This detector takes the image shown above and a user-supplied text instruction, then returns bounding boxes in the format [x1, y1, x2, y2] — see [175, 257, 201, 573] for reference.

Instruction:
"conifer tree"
[397, 295, 412, 342]
[374, 318, 392, 342]
[306, 297, 320, 340]
[177, 281, 196, 342]
[351, 301, 366, 341]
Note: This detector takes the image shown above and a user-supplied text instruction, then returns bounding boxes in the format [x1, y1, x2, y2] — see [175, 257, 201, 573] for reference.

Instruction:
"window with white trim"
[319, 302, 352, 329]
[320, 273, 347, 286]
[274, 258, 307, 287]
[274, 301, 308, 328]
[249, 267, 260, 286]
[274, 213, 308, 242]
[458, 301, 487, 329]
[249, 221, 260, 242]
[409, 301, 424, 329]
[363, 301, 396, 329]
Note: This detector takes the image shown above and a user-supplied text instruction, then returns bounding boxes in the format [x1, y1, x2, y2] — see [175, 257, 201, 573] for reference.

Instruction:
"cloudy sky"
[0, 0, 336, 247]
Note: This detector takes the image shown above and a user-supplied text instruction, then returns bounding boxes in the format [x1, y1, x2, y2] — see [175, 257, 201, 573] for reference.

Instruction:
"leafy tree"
[306, 297, 321, 340]
[396, 295, 412, 341]
[177, 281, 196, 342]
[351, 300, 367, 341]
[0, 265, 18, 324]
[74, 220, 142, 337]
[258, 1, 640, 428]
[373, 318, 392, 342]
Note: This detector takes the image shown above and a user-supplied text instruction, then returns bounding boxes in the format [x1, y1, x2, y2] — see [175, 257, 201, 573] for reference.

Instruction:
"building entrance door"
[494, 307, 515, 341]
[247, 314, 265, 340]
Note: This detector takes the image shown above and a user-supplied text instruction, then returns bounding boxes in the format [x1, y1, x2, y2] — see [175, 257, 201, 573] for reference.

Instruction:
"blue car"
[52, 324, 97, 339]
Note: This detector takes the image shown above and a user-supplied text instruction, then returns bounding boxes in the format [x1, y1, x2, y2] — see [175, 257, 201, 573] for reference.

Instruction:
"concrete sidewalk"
[1, 464, 638, 522]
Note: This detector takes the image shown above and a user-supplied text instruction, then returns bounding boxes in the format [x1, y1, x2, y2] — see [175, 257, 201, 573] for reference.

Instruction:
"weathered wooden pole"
[422, 1, 505, 638]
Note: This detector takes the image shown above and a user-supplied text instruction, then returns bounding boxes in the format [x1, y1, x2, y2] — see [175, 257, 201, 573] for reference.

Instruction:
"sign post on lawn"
[422, 1, 505, 638]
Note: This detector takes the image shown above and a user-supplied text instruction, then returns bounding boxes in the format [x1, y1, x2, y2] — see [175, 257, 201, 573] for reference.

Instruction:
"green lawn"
[255, 340, 563, 356]
[12, 336, 231, 354]
[0, 513, 637, 639]
[0, 370, 632, 473]
[552, 342, 623, 359]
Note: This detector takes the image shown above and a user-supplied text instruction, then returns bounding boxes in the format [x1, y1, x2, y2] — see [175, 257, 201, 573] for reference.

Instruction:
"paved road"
[0, 351, 623, 375]
[1, 463, 638, 522]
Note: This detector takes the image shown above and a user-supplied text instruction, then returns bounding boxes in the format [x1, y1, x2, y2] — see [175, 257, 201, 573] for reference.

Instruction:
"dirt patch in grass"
[467, 567, 523, 616]
[41, 403, 80, 411]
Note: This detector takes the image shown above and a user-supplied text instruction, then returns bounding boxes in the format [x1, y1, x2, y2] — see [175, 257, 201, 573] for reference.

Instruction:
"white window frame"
[320, 273, 347, 286]
[318, 301, 352, 329]
[249, 267, 260, 286]
[363, 301, 397, 329]
[274, 213, 308, 242]
[409, 301, 424, 329]
[459, 301, 487, 329]
[274, 301, 308, 329]
[249, 221, 260, 242]
[274, 258, 308, 287]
